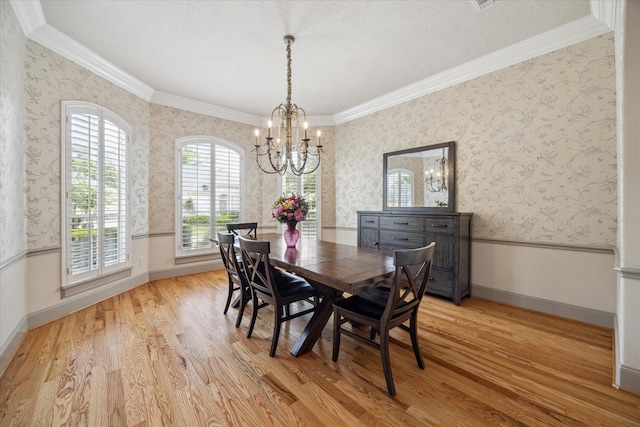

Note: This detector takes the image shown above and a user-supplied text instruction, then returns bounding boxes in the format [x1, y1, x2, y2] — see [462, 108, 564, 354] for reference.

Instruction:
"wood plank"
[0, 271, 638, 426]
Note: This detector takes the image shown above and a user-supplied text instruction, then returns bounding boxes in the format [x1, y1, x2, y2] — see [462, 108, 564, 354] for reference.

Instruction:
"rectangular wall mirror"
[383, 141, 455, 212]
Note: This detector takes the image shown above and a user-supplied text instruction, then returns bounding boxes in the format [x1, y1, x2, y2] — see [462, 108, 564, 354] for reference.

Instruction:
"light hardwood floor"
[1, 270, 638, 426]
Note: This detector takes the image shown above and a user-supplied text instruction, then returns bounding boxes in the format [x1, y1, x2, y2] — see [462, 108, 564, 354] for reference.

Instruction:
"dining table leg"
[290, 281, 342, 357]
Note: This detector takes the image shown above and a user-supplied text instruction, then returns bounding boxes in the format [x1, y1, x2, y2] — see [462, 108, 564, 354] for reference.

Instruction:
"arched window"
[176, 137, 244, 255]
[62, 101, 131, 294]
[386, 168, 414, 207]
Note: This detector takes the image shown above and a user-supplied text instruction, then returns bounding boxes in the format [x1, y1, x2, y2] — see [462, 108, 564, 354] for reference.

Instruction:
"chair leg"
[380, 332, 396, 396]
[370, 327, 377, 340]
[410, 313, 425, 369]
[269, 306, 283, 357]
[247, 293, 259, 338]
[235, 286, 247, 328]
[332, 309, 341, 362]
[223, 278, 234, 314]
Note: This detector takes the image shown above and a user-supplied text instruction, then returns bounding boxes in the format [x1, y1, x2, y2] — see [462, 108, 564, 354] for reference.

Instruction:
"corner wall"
[0, 0, 28, 368]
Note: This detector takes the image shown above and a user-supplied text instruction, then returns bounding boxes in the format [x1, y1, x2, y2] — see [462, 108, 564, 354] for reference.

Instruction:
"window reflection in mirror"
[386, 168, 414, 207]
[383, 141, 455, 212]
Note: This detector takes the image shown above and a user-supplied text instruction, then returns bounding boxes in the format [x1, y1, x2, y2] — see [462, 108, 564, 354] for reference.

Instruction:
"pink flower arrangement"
[272, 194, 309, 224]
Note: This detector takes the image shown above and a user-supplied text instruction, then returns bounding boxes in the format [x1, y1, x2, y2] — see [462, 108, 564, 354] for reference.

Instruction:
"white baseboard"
[0, 316, 27, 377]
[472, 285, 615, 328]
[619, 364, 640, 394]
[27, 272, 150, 330]
[148, 260, 224, 281]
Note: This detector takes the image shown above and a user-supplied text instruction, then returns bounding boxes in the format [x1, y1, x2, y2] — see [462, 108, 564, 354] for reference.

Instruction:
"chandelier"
[253, 35, 322, 175]
[425, 148, 448, 193]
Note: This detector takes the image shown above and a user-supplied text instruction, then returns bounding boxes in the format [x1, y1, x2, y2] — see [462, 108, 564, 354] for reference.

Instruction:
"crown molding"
[151, 92, 263, 127]
[9, 0, 45, 34]
[297, 115, 336, 127]
[11, 1, 154, 101]
[11, 0, 615, 126]
[590, 0, 617, 30]
[333, 14, 612, 125]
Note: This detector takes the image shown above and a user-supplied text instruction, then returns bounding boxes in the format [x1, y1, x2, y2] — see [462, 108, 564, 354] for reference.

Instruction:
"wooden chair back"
[217, 231, 242, 280]
[383, 242, 436, 328]
[226, 222, 258, 238]
[238, 236, 277, 301]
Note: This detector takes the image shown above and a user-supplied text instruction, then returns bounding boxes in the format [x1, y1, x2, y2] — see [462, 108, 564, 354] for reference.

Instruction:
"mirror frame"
[382, 141, 456, 212]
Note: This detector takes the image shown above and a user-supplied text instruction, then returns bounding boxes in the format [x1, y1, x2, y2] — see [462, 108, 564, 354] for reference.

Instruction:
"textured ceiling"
[39, 0, 591, 118]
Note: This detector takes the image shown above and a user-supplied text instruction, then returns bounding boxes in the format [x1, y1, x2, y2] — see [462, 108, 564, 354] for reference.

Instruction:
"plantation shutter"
[177, 138, 243, 256]
[282, 155, 319, 239]
[214, 144, 241, 232]
[69, 112, 101, 278]
[103, 119, 128, 268]
[387, 170, 413, 208]
[180, 143, 212, 251]
[65, 104, 130, 286]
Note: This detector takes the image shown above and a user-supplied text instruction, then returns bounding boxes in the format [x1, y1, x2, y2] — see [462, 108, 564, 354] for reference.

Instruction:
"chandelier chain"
[286, 39, 292, 106]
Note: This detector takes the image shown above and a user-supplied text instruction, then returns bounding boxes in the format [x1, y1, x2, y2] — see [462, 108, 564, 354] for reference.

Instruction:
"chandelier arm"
[267, 146, 289, 174]
[288, 155, 308, 176]
[255, 150, 284, 174]
[298, 157, 321, 175]
[254, 35, 321, 176]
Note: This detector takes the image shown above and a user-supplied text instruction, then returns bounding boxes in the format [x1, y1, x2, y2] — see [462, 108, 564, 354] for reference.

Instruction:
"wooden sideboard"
[357, 211, 472, 305]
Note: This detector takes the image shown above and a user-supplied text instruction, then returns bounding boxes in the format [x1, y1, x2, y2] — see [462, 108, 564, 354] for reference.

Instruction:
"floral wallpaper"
[335, 34, 616, 247]
[0, 0, 27, 263]
[17, 29, 615, 249]
[149, 104, 336, 234]
[24, 41, 150, 250]
[148, 104, 273, 233]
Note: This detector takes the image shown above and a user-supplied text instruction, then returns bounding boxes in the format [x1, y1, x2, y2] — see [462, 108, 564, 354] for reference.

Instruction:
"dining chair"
[238, 236, 318, 357]
[226, 222, 258, 238]
[331, 242, 436, 396]
[217, 231, 251, 327]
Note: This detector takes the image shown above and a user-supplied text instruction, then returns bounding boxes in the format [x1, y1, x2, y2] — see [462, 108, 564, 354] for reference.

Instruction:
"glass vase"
[283, 221, 300, 248]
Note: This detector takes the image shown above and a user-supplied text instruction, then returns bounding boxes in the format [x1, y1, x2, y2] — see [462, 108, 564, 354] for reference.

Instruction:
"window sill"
[175, 252, 220, 265]
[62, 267, 133, 298]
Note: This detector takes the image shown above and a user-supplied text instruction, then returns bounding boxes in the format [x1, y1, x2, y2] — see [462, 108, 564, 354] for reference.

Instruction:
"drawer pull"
[430, 224, 448, 228]
[393, 237, 409, 241]
[393, 221, 409, 225]
[364, 220, 375, 223]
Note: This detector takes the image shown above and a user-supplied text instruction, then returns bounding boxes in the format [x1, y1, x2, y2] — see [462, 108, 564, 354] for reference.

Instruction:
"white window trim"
[61, 101, 132, 294]
[175, 136, 245, 258]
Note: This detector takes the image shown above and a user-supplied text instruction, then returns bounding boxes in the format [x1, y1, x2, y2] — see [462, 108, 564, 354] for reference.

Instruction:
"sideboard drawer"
[379, 216, 423, 231]
[360, 215, 379, 228]
[379, 230, 424, 248]
[424, 217, 455, 232]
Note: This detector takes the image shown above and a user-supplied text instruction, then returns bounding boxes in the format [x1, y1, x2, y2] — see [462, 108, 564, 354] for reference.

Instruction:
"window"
[387, 169, 414, 207]
[176, 137, 244, 256]
[62, 102, 131, 292]
[282, 155, 320, 239]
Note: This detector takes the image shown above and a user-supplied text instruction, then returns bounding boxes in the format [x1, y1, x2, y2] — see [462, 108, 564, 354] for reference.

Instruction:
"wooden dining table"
[252, 233, 396, 357]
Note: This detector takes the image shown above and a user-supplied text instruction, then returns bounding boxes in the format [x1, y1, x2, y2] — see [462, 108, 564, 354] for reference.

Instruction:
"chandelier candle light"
[425, 148, 448, 193]
[253, 35, 323, 175]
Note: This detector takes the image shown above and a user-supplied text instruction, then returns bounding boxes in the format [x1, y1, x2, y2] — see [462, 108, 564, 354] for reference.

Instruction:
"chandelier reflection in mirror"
[425, 148, 448, 192]
[253, 35, 323, 176]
